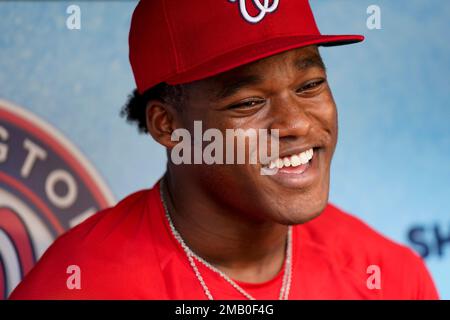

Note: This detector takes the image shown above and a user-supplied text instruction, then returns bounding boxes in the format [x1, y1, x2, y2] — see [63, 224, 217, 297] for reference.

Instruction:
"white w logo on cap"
[229, 0, 279, 24]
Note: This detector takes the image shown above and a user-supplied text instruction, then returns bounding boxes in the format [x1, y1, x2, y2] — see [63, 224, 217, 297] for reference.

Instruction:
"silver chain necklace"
[159, 180, 293, 300]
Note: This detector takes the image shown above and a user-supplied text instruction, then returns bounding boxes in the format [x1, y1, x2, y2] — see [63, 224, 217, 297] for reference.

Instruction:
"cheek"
[319, 92, 337, 128]
[327, 104, 338, 144]
[323, 91, 338, 130]
[307, 95, 338, 142]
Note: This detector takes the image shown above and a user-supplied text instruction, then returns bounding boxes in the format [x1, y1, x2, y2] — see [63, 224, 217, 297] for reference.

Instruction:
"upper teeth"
[268, 148, 314, 169]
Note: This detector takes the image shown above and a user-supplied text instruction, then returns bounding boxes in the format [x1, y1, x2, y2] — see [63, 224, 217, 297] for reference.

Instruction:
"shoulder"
[9, 187, 167, 299]
[300, 203, 439, 299]
[304, 203, 408, 254]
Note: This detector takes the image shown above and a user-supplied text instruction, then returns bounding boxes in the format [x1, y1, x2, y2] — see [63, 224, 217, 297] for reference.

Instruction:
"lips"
[267, 148, 313, 170]
[261, 147, 321, 188]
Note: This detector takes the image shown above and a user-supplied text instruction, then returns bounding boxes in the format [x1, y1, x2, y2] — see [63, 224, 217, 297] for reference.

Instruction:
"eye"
[228, 98, 266, 109]
[296, 79, 326, 94]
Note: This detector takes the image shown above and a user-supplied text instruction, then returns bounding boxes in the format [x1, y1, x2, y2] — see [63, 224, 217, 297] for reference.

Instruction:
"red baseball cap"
[129, 0, 364, 94]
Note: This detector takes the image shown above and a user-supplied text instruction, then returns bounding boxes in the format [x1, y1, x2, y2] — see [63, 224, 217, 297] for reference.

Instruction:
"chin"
[267, 193, 329, 226]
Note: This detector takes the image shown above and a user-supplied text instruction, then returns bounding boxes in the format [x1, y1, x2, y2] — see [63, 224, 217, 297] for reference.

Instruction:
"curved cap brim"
[167, 34, 364, 85]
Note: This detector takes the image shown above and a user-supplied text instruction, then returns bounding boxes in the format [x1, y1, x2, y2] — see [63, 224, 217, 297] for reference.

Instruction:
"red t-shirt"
[9, 181, 439, 300]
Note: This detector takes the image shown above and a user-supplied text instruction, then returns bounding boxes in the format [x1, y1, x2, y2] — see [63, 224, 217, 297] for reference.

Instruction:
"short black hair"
[121, 83, 186, 133]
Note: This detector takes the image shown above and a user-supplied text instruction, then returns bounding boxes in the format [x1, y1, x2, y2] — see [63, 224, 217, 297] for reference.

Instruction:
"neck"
[161, 170, 289, 283]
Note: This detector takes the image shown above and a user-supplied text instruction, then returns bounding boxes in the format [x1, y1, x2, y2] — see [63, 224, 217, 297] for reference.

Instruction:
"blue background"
[1, 0, 449, 298]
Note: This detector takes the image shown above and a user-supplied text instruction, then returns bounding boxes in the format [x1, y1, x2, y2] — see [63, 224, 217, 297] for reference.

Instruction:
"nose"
[268, 92, 312, 139]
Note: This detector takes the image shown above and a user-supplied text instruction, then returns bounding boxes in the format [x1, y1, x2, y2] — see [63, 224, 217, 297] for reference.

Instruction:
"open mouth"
[262, 148, 315, 174]
[261, 147, 320, 188]
[268, 148, 313, 173]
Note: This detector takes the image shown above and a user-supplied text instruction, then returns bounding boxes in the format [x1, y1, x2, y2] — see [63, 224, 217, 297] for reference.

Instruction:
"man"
[10, 0, 438, 299]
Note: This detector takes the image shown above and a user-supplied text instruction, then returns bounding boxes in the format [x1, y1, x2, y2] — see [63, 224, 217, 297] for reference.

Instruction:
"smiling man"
[10, 0, 438, 300]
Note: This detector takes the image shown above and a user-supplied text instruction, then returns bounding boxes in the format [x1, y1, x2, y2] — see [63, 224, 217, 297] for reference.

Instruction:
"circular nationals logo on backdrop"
[0, 100, 115, 299]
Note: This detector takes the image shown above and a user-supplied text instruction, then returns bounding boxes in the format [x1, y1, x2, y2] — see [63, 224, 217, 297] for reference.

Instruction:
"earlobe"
[145, 100, 178, 149]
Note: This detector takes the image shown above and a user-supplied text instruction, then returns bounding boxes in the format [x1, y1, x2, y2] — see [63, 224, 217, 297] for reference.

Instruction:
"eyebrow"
[213, 54, 326, 101]
[214, 74, 264, 101]
[294, 55, 326, 72]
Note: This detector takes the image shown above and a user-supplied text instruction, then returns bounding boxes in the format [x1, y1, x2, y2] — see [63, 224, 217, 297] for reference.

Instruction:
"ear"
[145, 100, 180, 149]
